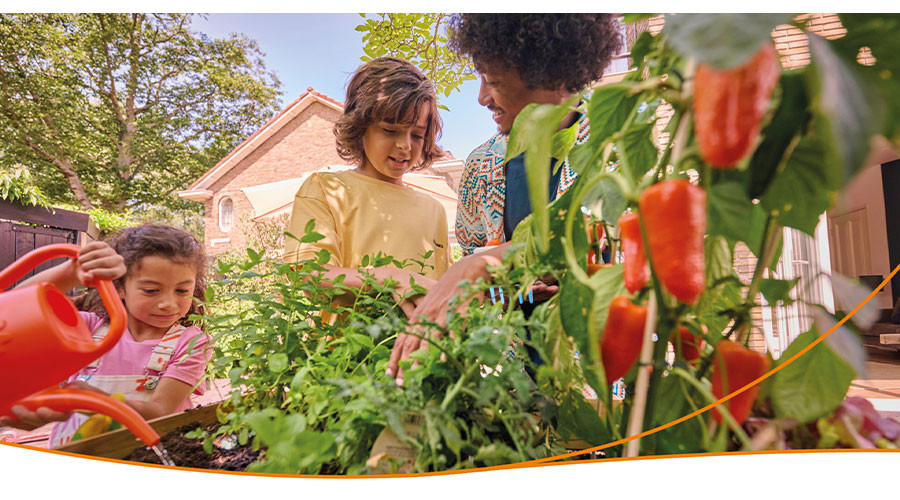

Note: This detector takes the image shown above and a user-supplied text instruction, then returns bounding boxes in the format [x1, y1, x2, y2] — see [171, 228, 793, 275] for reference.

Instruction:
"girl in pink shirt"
[0, 224, 210, 447]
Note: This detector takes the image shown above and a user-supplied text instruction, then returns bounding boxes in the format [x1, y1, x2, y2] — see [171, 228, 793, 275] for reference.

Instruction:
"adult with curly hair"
[388, 14, 622, 383]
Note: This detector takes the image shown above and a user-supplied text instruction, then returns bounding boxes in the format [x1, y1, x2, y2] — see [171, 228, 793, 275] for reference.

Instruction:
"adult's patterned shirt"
[455, 112, 591, 255]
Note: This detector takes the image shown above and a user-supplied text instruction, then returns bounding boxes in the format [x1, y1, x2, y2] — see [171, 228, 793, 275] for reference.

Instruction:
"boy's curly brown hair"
[448, 14, 623, 93]
[74, 224, 206, 327]
[334, 57, 444, 170]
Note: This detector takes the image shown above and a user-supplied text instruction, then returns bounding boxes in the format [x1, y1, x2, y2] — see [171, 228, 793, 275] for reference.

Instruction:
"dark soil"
[125, 422, 261, 471]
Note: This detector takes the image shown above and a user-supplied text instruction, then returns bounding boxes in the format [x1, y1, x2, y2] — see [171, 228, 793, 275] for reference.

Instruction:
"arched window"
[218, 197, 234, 232]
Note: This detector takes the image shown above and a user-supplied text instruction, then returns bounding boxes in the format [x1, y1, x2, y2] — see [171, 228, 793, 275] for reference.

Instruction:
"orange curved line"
[5, 436, 900, 479]
[4, 265, 897, 477]
[534, 261, 900, 463]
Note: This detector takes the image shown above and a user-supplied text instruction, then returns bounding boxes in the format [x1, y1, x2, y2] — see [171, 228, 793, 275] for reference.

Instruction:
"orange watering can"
[0, 244, 160, 447]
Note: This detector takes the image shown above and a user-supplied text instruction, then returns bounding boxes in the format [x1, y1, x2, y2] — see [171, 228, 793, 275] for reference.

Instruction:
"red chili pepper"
[638, 179, 706, 304]
[586, 218, 604, 265]
[600, 295, 648, 384]
[693, 43, 781, 168]
[710, 340, 771, 425]
[671, 326, 702, 365]
[618, 212, 649, 294]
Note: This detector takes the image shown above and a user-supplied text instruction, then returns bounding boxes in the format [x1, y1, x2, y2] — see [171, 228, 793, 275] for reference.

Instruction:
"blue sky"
[192, 13, 497, 161]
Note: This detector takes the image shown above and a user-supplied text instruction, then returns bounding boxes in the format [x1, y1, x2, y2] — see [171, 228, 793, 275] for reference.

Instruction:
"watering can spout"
[17, 388, 161, 447]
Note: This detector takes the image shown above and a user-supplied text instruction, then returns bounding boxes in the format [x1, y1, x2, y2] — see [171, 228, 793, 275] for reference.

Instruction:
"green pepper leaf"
[582, 173, 627, 225]
[543, 187, 589, 270]
[629, 30, 656, 70]
[705, 235, 734, 286]
[551, 123, 578, 162]
[559, 274, 595, 363]
[556, 388, 608, 446]
[507, 100, 577, 252]
[760, 135, 838, 236]
[588, 85, 639, 147]
[644, 374, 708, 454]
[771, 326, 855, 423]
[567, 138, 601, 175]
[813, 307, 868, 379]
[747, 72, 811, 199]
[665, 13, 793, 69]
[620, 122, 658, 182]
[830, 273, 881, 331]
[741, 203, 782, 269]
[807, 34, 881, 184]
[760, 277, 800, 305]
[623, 13, 656, 23]
[707, 181, 757, 243]
[695, 275, 743, 337]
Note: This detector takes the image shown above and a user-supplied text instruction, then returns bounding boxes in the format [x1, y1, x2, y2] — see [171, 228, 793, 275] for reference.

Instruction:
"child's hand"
[74, 241, 126, 286]
[0, 405, 71, 431]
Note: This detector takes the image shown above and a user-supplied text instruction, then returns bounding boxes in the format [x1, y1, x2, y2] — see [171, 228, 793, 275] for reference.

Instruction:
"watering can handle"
[17, 387, 161, 447]
[0, 243, 127, 353]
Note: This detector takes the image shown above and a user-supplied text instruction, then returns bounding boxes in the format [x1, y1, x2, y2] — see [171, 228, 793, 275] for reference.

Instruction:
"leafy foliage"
[0, 166, 51, 208]
[356, 13, 475, 105]
[200, 227, 598, 473]
[0, 13, 282, 219]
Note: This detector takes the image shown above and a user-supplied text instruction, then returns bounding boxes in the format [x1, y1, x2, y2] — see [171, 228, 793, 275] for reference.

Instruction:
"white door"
[827, 207, 872, 278]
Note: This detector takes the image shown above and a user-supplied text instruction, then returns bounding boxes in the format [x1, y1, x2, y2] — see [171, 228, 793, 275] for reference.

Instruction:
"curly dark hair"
[334, 57, 444, 170]
[74, 224, 206, 327]
[448, 14, 623, 92]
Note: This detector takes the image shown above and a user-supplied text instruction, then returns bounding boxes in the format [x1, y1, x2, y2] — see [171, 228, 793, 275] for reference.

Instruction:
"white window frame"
[218, 197, 234, 233]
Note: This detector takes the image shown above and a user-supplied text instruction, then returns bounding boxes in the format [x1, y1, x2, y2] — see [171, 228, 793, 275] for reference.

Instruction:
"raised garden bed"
[125, 421, 260, 470]
[55, 403, 221, 461]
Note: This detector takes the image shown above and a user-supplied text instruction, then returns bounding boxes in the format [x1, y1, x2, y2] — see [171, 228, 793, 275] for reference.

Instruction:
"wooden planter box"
[55, 403, 220, 459]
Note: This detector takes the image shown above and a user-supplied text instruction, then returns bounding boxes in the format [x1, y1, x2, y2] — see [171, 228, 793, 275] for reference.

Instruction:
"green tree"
[356, 13, 474, 105]
[0, 165, 50, 208]
[0, 13, 282, 216]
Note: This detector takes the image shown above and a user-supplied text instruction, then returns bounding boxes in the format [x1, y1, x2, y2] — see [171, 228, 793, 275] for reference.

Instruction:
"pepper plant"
[504, 13, 900, 456]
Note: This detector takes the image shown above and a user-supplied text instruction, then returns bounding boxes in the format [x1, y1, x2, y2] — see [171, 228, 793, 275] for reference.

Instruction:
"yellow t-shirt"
[284, 170, 450, 280]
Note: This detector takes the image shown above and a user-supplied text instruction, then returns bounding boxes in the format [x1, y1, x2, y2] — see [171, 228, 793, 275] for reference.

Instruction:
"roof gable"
[179, 88, 344, 200]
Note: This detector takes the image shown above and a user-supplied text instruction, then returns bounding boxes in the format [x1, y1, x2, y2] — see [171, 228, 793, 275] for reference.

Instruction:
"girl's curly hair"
[334, 57, 444, 170]
[74, 224, 206, 327]
[448, 14, 624, 93]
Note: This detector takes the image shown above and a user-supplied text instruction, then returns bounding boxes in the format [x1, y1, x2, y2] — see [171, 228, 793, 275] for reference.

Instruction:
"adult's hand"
[370, 267, 437, 320]
[386, 244, 506, 385]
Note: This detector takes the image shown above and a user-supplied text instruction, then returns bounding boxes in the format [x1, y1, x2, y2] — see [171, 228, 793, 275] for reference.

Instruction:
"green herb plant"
[199, 225, 594, 474]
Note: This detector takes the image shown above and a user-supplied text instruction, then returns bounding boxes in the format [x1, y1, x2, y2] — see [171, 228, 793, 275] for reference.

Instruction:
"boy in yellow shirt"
[284, 57, 450, 318]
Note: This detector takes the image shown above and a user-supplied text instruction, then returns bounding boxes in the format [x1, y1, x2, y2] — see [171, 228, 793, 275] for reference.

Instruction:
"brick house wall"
[203, 102, 343, 255]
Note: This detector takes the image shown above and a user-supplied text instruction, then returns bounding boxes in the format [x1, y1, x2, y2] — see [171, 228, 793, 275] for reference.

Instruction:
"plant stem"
[669, 367, 754, 450]
[625, 292, 658, 457]
[666, 57, 696, 181]
[736, 216, 783, 345]
[654, 107, 683, 181]
[440, 363, 479, 412]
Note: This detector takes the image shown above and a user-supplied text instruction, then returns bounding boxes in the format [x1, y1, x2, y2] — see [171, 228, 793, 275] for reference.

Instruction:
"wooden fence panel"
[0, 199, 88, 287]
